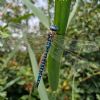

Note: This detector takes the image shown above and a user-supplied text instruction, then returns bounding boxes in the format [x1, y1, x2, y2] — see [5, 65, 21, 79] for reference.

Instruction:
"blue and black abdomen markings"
[36, 25, 58, 87]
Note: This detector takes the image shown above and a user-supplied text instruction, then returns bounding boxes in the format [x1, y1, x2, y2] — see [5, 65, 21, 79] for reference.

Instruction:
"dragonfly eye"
[50, 25, 59, 31]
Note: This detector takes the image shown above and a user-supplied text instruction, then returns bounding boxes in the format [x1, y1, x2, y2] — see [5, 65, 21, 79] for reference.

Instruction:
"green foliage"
[0, 0, 100, 100]
[9, 13, 33, 23]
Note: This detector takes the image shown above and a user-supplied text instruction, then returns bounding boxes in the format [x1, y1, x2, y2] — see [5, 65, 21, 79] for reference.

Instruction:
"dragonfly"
[36, 25, 59, 87]
[7, 23, 100, 85]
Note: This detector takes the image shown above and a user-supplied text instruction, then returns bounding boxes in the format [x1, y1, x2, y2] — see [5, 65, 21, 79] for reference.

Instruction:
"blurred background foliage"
[0, 0, 100, 100]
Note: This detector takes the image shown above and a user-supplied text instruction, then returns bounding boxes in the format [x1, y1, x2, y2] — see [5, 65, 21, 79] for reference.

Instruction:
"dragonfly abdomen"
[36, 52, 47, 87]
[36, 33, 53, 87]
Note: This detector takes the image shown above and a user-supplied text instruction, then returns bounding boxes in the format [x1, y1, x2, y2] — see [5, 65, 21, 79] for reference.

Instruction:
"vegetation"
[0, 0, 100, 100]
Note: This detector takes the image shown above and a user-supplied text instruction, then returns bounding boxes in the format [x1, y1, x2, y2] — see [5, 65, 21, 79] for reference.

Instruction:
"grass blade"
[1, 77, 21, 92]
[67, 0, 80, 29]
[47, 0, 71, 91]
[24, 35, 49, 100]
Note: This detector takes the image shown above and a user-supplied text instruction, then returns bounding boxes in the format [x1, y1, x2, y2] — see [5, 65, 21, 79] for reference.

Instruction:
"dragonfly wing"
[48, 35, 100, 61]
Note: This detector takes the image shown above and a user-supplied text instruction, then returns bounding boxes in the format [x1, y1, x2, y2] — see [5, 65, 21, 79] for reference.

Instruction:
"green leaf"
[22, 0, 49, 29]
[47, 0, 72, 91]
[1, 77, 21, 92]
[67, 0, 80, 29]
[47, 36, 64, 91]
[96, 94, 100, 100]
[54, 0, 71, 34]
[0, 91, 7, 99]
[59, 0, 71, 34]
[11, 13, 33, 23]
[0, 32, 9, 38]
[0, 0, 5, 5]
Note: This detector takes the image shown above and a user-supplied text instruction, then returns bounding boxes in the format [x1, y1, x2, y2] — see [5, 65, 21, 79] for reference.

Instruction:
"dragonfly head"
[50, 25, 59, 32]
